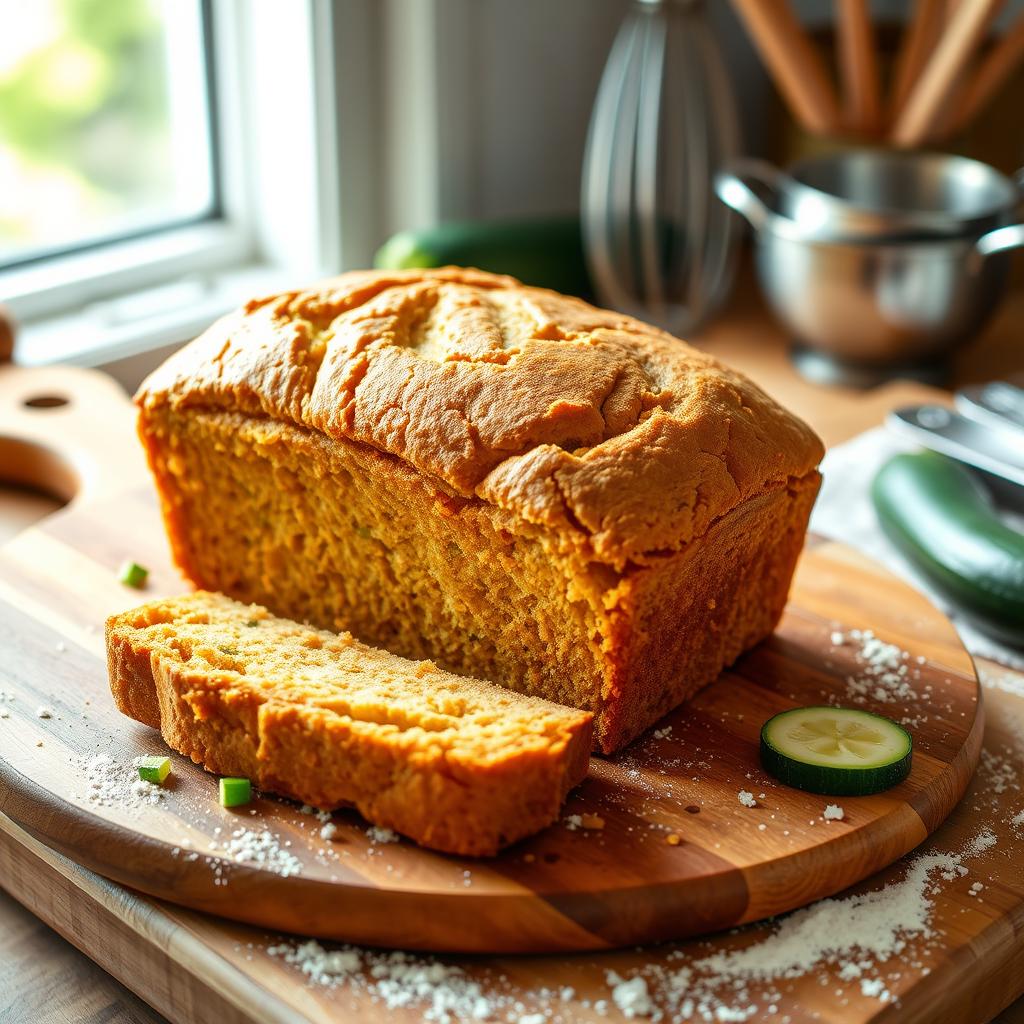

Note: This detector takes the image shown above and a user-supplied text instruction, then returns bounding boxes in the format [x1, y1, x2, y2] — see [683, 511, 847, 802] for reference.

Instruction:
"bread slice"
[106, 591, 592, 856]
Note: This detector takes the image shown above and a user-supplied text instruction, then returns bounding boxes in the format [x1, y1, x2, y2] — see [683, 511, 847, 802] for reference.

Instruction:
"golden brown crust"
[105, 592, 593, 856]
[136, 268, 824, 566]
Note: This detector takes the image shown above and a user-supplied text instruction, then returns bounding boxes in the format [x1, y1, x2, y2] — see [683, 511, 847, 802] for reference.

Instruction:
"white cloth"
[808, 426, 1024, 670]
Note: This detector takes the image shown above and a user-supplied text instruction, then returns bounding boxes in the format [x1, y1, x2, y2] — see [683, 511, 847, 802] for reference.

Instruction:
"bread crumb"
[581, 813, 605, 830]
[36, 706, 53, 719]
[564, 814, 583, 831]
[320, 823, 339, 841]
[823, 804, 845, 821]
[738, 790, 757, 808]
[367, 825, 399, 844]
[666, 833, 681, 846]
[523, 852, 536, 863]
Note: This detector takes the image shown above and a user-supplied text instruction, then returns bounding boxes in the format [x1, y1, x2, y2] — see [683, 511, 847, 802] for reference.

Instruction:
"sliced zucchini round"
[760, 706, 912, 796]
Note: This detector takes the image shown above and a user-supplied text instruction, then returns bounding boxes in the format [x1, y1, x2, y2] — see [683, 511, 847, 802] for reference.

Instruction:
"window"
[2, 0, 368, 371]
[0, 0, 217, 268]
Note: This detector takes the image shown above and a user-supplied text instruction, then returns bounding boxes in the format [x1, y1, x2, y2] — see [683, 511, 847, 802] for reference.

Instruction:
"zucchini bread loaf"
[137, 268, 824, 753]
[107, 592, 592, 856]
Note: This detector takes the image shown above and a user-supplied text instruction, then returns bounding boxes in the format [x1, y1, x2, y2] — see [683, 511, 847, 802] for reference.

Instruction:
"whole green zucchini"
[373, 216, 593, 300]
[871, 450, 1024, 645]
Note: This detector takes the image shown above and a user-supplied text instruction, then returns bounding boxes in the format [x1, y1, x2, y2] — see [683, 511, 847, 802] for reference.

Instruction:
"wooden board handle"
[0, 364, 148, 505]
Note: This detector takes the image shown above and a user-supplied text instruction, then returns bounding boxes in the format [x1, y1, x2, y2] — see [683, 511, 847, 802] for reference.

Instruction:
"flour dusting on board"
[261, 827, 999, 1022]
[216, 828, 303, 878]
[72, 753, 167, 811]
[832, 628, 918, 705]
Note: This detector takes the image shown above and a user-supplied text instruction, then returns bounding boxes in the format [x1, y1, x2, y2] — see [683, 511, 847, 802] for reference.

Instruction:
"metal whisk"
[582, 0, 740, 334]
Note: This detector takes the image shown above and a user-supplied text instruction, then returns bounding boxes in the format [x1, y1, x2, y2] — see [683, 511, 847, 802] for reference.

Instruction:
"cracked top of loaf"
[137, 267, 824, 565]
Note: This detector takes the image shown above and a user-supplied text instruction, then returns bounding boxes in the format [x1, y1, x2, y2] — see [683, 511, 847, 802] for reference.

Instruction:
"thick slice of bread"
[106, 592, 592, 856]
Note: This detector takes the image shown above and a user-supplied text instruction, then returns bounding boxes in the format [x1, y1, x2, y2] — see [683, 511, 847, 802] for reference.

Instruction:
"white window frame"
[6, 0, 384, 372]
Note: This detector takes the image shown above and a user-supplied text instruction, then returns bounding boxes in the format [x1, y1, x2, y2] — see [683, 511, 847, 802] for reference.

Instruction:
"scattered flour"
[833, 629, 917, 705]
[299, 804, 333, 824]
[220, 828, 303, 878]
[367, 826, 399, 844]
[320, 823, 339, 841]
[266, 942, 500, 1022]
[561, 812, 607, 834]
[981, 671, 1024, 701]
[823, 804, 845, 821]
[859, 978, 889, 1001]
[980, 750, 1020, 796]
[737, 791, 756, 808]
[607, 972, 655, 1019]
[74, 753, 166, 811]
[963, 828, 997, 856]
[596, 828, 998, 1023]
[260, 829, 1001, 1024]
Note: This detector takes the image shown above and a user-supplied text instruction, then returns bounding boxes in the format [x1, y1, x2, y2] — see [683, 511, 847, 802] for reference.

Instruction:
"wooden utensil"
[889, 0, 946, 122]
[837, 0, 881, 133]
[730, 0, 841, 134]
[949, 13, 1024, 133]
[892, 0, 1006, 146]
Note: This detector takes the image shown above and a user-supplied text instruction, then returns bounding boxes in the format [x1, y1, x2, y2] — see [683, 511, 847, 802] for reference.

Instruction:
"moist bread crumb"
[136, 267, 824, 752]
[106, 591, 592, 856]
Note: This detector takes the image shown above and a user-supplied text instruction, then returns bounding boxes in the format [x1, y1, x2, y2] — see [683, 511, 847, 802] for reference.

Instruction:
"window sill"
[12, 263, 301, 386]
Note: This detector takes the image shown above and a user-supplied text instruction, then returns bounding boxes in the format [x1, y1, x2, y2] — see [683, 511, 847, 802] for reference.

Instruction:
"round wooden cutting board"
[0, 364, 984, 954]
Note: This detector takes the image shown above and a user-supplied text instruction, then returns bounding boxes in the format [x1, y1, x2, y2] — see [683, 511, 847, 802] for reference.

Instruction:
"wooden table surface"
[3, 281, 1024, 1024]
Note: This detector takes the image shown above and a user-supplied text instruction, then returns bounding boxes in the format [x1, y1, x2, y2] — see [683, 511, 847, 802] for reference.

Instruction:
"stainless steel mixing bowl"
[720, 152, 1024, 240]
[788, 150, 1024, 238]
[715, 168, 1024, 366]
[724, 152, 1024, 241]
